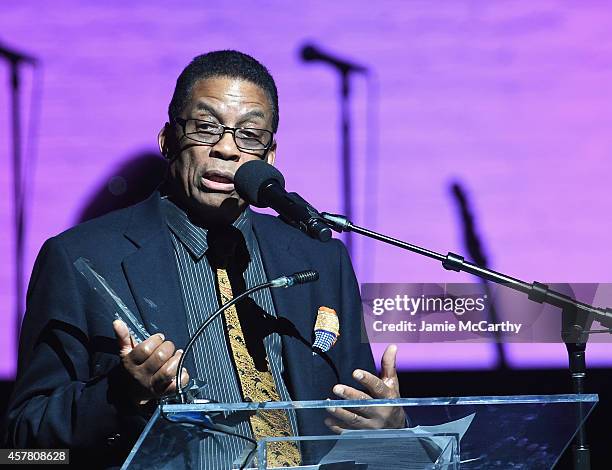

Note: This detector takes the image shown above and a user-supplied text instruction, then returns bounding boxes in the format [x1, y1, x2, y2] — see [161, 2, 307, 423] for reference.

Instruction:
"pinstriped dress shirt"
[161, 197, 298, 469]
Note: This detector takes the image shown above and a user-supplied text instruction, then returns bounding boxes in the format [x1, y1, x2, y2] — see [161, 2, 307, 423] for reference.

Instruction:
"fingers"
[113, 320, 134, 356]
[115, 328, 192, 402]
[180, 366, 190, 388]
[150, 349, 183, 394]
[331, 384, 383, 421]
[323, 417, 346, 434]
[335, 345, 399, 402]
[140, 339, 176, 376]
[327, 349, 406, 432]
[326, 405, 406, 432]
[161, 366, 190, 396]
[326, 405, 377, 428]
[159, 367, 189, 396]
[381, 344, 398, 384]
[333, 384, 370, 401]
[351, 369, 396, 399]
[129, 333, 166, 365]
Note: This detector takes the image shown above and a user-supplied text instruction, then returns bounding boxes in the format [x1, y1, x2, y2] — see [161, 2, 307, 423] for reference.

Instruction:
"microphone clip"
[279, 192, 333, 242]
[320, 212, 351, 233]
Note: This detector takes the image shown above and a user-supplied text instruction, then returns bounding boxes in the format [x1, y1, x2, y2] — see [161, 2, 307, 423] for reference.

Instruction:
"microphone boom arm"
[321, 212, 612, 328]
[322, 211, 606, 470]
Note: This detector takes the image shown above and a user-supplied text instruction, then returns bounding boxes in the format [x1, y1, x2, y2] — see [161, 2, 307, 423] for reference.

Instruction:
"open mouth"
[201, 170, 235, 192]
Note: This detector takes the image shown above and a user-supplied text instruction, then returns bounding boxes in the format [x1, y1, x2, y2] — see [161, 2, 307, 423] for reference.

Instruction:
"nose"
[210, 129, 240, 161]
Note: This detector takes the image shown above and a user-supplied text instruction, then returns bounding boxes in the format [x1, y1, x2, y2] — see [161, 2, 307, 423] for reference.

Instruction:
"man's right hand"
[112, 320, 190, 405]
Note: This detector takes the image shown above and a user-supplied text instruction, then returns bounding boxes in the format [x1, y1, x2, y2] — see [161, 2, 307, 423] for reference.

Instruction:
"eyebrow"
[194, 102, 220, 118]
[194, 102, 267, 124]
[238, 110, 266, 122]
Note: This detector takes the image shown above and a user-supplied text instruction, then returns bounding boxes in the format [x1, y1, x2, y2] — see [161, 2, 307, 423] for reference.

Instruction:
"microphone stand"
[0, 43, 37, 347]
[301, 45, 368, 259]
[339, 68, 354, 257]
[322, 212, 612, 470]
[451, 182, 508, 369]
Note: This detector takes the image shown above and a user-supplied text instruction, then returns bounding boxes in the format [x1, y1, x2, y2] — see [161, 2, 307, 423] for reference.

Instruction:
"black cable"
[240, 445, 258, 470]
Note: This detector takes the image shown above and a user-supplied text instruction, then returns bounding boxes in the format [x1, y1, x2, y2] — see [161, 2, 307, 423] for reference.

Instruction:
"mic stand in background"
[339, 67, 353, 257]
[300, 44, 369, 259]
[451, 182, 508, 369]
[321, 212, 612, 470]
[0, 42, 37, 344]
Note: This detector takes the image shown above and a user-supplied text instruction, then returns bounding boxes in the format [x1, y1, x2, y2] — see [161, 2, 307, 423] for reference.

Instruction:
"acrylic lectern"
[121, 394, 597, 469]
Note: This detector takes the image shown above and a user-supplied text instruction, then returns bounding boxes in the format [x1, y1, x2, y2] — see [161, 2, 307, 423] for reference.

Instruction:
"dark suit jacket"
[5, 192, 375, 467]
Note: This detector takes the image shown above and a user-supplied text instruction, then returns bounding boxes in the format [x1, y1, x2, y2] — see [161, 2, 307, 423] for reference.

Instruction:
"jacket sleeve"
[336, 239, 377, 383]
[4, 236, 146, 463]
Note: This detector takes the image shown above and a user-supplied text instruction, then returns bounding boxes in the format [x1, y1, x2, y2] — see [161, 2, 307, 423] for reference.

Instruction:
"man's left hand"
[325, 344, 406, 433]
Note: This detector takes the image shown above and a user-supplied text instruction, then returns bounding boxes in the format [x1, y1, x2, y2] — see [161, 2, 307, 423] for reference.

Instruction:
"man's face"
[160, 76, 276, 222]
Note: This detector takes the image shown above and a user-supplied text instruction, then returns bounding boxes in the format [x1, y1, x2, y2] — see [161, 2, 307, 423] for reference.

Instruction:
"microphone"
[0, 42, 38, 64]
[175, 270, 319, 402]
[270, 270, 319, 288]
[234, 160, 332, 242]
[300, 43, 368, 74]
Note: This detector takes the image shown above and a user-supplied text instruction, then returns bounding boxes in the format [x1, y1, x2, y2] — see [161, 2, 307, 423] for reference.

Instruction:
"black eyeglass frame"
[173, 117, 274, 155]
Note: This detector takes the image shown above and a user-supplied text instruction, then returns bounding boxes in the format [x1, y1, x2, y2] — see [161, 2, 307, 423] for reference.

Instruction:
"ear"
[265, 140, 277, 166]
[158, 123, 177, 160]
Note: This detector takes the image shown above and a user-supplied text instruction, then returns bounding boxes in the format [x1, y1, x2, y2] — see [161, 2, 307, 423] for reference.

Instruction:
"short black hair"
[168, 50, 279, 132]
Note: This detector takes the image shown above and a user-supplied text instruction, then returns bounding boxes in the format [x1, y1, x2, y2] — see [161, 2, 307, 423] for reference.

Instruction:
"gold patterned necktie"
[213, 248, 301, 468]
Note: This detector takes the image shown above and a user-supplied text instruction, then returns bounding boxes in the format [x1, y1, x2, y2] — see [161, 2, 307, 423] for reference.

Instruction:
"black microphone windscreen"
[234, 160, 285, 207]
[292, 270, 319, 284]
[301, 45, 318, 61]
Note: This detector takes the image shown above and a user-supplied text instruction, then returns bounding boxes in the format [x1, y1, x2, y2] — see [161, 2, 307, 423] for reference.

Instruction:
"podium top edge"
[161, 393, 598, 412]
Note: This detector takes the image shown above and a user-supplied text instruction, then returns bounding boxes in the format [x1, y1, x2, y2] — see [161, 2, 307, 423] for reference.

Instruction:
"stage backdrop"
[1, 1, 611, 379]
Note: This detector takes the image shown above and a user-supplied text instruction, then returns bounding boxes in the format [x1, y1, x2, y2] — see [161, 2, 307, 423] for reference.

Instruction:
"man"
[5, 50, 404, 468]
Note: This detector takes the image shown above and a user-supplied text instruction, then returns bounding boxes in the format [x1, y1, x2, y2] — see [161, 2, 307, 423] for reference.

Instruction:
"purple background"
[2, 1, 612, 379]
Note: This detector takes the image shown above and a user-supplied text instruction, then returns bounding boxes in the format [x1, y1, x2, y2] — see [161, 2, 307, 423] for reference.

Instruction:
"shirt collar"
[161, 197, 255, 260]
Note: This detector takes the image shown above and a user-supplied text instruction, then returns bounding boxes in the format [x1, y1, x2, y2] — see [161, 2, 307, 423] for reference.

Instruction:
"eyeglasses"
[174, 118, 274, 152]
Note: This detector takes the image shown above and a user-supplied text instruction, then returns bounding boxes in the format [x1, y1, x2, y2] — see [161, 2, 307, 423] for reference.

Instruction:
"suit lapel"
[120, 199, 319, 396]
[121, 194, 195, 373]
[251, 212, 316, 399]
